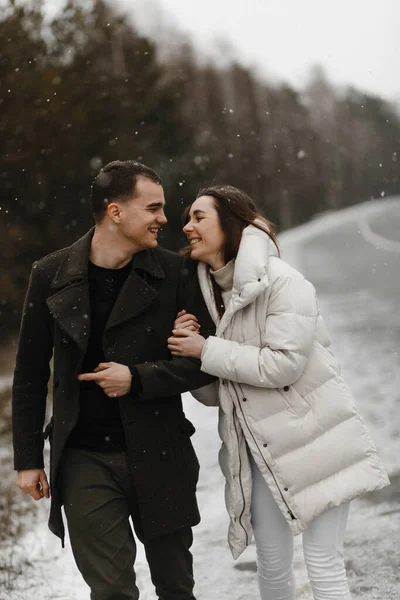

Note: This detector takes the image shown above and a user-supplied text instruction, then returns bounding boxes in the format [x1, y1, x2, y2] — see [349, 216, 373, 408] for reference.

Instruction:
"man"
[12, 160, 216, 600]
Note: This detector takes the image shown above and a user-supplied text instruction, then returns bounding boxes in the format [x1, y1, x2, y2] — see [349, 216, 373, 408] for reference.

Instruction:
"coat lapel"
[46, 230, 93, 354]
[105, 248, 165, 330]
[47, 282, 91, 353]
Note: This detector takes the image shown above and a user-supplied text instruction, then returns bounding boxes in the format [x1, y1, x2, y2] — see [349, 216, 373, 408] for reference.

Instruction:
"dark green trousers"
[58, 448, 196, 600]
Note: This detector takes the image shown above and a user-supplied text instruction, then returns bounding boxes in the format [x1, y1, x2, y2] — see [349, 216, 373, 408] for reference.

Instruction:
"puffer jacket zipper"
[231, 403, 249, 545]
[234, 382, 297, 521]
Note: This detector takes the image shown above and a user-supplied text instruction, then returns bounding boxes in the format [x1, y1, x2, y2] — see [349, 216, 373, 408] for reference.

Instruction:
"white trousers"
[250, 454, 352, 600]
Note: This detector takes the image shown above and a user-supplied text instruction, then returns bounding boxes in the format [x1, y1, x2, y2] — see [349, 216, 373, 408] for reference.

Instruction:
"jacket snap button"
[283, 386, 290, 392]
[263, 443, 267, 447]
[284, 487, 289, 491]
[61, 337, 69, 347]
[242, 397, 247, 402]
[145, 326, 154, 335]
[161, 450, 167, 456]
[154, 409, 160, 416]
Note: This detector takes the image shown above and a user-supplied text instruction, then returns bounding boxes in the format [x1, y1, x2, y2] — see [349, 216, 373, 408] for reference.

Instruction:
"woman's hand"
[168, 329, 205, 359]
[174, 309, 200, 332]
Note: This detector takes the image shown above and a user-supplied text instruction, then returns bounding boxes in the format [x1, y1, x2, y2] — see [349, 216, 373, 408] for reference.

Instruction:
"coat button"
[283, 386, 290, 392]
[284, 487, 289, 491]
[145, 326, 154, 335]
[61, 337, 69, 347]
[263, 443, 267, 447]
[154, 409, 160, 416]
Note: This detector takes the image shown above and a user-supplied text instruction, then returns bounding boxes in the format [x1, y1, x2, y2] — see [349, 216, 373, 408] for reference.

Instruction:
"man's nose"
[157, 212, 167, 224]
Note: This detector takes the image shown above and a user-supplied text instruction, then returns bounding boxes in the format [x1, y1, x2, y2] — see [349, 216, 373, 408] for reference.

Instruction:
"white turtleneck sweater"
[210, 260, 235, 311]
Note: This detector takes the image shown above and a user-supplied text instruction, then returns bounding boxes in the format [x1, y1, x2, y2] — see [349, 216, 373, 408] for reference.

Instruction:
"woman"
[167, 185, 389, 600]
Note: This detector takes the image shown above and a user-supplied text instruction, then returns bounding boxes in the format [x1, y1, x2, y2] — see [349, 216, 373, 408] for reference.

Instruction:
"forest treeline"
[1, 0, 399, 335]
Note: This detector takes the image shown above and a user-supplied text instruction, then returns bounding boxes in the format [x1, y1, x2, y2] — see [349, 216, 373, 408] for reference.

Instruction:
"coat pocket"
[178, 418, 200, 489]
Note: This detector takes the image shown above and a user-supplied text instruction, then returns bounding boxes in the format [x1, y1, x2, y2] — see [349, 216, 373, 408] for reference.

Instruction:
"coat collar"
[51, 229, 94, 289]
[197, 224, 278, 336]
[51, 228, 165, 289]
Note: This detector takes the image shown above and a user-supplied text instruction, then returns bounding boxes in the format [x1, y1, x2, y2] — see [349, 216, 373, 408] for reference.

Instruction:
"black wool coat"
[12, 229, 216, 545]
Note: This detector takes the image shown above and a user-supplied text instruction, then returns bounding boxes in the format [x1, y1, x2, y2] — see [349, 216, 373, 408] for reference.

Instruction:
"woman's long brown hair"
[182, 185, 280, 318]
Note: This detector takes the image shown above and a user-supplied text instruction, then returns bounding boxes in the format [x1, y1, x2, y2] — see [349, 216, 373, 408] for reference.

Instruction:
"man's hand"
[174, 310, 200, 332]
[17, 469, 50, 501]
[78, 362, 132, 397]
[168, 329, 206, 359]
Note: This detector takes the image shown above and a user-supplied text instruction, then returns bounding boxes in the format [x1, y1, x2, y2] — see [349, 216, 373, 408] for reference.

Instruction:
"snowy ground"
[1, 197, 399, 600]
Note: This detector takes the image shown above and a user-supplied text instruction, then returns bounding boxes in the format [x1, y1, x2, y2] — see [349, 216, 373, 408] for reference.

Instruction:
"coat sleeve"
[132, 258, 217, 401]
[200, 275, 318, 388]
[12, 263, 53, 470]
[190, 382, 220, 407]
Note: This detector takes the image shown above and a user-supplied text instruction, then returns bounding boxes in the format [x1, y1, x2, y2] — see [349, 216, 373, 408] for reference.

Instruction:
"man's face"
[117, 176, 167, 252]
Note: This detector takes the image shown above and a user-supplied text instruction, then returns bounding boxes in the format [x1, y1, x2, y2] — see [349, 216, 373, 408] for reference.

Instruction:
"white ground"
[2, 198, 399, 600]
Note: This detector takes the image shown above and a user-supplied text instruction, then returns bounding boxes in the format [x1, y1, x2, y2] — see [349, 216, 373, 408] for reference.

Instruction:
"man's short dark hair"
[90, 160, 162, 222]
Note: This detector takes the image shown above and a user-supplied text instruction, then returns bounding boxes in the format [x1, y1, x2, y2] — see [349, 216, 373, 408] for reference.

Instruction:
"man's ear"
[107, 202, 121, 223]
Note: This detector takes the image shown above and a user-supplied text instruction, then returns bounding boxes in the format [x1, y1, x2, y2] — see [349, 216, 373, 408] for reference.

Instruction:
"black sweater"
[66, 260, 132, 451]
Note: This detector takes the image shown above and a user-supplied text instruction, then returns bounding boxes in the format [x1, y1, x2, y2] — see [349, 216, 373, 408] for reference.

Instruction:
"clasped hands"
[167, 309, 205, 359]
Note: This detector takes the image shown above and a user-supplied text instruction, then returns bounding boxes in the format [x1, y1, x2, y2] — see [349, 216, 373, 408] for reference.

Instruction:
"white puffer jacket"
[195, 224, 390, 559]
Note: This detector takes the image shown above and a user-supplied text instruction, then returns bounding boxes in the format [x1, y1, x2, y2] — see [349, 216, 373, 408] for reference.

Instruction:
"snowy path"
[3, 197, 399, 600]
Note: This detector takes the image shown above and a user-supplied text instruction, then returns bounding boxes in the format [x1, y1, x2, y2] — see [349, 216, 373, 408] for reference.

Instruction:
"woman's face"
[183, 195, 226, 270]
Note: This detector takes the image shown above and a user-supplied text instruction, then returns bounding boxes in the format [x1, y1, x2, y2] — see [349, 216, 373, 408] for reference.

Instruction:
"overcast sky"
[114, 0, 400, 102]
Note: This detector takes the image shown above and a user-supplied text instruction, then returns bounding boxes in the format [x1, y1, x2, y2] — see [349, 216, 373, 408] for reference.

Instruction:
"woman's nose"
[183, 221, 192, 233]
